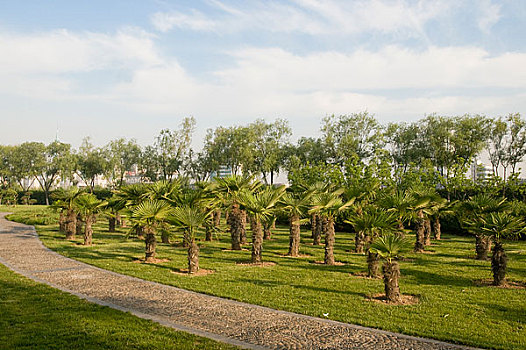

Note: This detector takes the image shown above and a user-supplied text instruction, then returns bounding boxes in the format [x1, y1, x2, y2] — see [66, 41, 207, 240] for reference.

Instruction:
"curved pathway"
[0, 213, 480, 350]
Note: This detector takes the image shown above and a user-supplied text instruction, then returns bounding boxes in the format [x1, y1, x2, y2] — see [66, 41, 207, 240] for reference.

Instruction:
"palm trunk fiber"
[59, 212, 66, 233]
[432, 215, 441, 240]
[414, 211, 425, 253]
[475, 235, 491, 260]
[76, 214, 84, 236]
[491, 240, 507, 286]
[313, 215, 323, 245]
[240, 210, 247, 244]
[213, 209, 221, 227]
[108, 217, 116, 232]
[161, 231, 170, 244]
[367, 251, 380, 277]
[116, 213, 122, 227]
[136, 226, 145, 239]
[424, 219, 432, 246]
[324, 216, 336, 265]
[251, 218, 263, 264]
[396, 220, 405, 238]
[355, 231, 366, 253]
[311, 214, 317, 239]
[83, 216, 94, 246]
[383, 261, 401, 303]
[65, 209, 77, 240]
[144, 229, 156, 263]
[287, 214, 301, 257]
[205, 225, 213, 241]
[187, 239, 199, 274]
[263, 218, 273, 240]
[228, 205, 243, 250]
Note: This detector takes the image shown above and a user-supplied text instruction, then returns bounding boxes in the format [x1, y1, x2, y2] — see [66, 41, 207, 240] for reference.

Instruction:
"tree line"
[2, 112, 526, 206]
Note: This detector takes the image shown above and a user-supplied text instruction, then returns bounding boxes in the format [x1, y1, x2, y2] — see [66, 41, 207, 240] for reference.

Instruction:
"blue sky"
[1, 0, 525, 148]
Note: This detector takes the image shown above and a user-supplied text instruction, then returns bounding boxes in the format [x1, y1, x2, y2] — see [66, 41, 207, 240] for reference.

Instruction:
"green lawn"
[2, 205, 526, 350]
[0, 263, 237, 350]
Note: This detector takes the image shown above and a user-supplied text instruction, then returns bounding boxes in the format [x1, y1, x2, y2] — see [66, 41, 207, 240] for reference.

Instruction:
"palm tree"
[115, 183, 151, 239]
[169, 205, 211, 274]
[346, 206, 398, 277]
[310, 190, 354, 265]
[239, 185, 286, 263]
[408, 188, 435, 253]
[458, 194, 509, 260]
[73, 193, 103, 246]
[214, 175, 257, 250]
[52, 188, 83, 239]
[378, 189, 413, 237]
[104, 195, 127, 232]
[131, 200, 173, 262]
[370, 234, 411, 303]
[345, 181, 380, 253]
[466, 212, 524, 286]
[280, 192, 311, 257]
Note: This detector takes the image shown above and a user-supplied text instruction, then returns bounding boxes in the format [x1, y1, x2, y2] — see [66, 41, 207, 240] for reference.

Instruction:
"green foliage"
[370, 234, 411, 263]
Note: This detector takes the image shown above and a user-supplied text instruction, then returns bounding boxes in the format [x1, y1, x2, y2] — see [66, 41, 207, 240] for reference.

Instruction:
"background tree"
[34, 141, 74, 205]
[75, 138, 107, 192]
[104, 138, 141, 188]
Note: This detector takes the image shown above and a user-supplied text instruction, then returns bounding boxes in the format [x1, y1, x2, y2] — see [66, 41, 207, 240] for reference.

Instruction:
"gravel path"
[0, 213, 480, 350]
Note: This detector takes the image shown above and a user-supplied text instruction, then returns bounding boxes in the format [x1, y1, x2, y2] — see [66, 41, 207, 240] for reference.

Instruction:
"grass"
[2, 205, 526, 350]
[0, 263, 237, 350]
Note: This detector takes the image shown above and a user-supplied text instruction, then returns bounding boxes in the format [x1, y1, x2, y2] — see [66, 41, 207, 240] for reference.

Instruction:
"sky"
[1, 0, 525, 149]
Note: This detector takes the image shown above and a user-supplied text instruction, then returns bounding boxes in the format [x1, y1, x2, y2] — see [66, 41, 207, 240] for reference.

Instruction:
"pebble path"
[0, 213, 481, 350]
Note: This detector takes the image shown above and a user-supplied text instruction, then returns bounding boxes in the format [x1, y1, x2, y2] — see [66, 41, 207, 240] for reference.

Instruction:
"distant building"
[210, 165, 234, 179]
[470, 162, 492, 182]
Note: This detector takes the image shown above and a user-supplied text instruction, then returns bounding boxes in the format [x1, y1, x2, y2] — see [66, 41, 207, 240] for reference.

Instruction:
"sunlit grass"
[2, 205, 526, 350]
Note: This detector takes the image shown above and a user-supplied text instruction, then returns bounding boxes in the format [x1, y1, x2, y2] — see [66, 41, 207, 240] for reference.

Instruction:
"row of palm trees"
[50, 175, 525, 303]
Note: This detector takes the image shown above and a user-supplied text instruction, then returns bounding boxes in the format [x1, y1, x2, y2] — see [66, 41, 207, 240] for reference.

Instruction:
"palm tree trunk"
[240, 210, 247, 244]
[144, 228, 156, 263]
[383, 261, 401, 303]
[136, 226, 144, 239]
[324, 216, 335, 265]
[213, 209, 221, 227]
[311, 214, 317, 238]
[251, 218, 263, 264]
[76, 214, 84, 236]
[396, 220, 405, 238]
[188, 238, 199, 274]
[475, 235, 491, 260]
[432, 215, 441, 240]
[83, 216, 93, 246]
[108, 217, 116, 232]
[65, 208, 76, 239]
[424, 219, 432, 246]
[116, 212, 122, 227]
[228, 205, 243, 250]
[263, 220, 272, 240]
[367, 251, 380, 277]
[287, 214, 300, 257]
[59, 211, 66, 233]
[313, 215, 323, 245]
[182, 230, 189, 248]
[414, 211, 425, 253]
[355, 231, 366, 253]
[161, 230, 170, 244]
[205, 225, 213, 241]
[491, 240, 507, 286]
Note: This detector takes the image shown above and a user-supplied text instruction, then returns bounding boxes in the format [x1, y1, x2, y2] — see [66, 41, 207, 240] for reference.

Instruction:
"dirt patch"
[367, 293, 419, 305]
[171, 268, 214, 276]
[236, 261, 276, 267]
[351, 271, 381, 279]
[279, 254, 312, 258]
[132, 258, 171, 264]
[415, 250, 435, 254]
[474, 279, 526, 289]
[222, 248, 251, 252]
[311, 261, 345, 266]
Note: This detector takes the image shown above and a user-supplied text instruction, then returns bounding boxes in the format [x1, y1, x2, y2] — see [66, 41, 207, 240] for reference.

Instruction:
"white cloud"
[477, 0, 502, 32]
[151, 10, 217, 32]
[151, 0, 453, 36]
